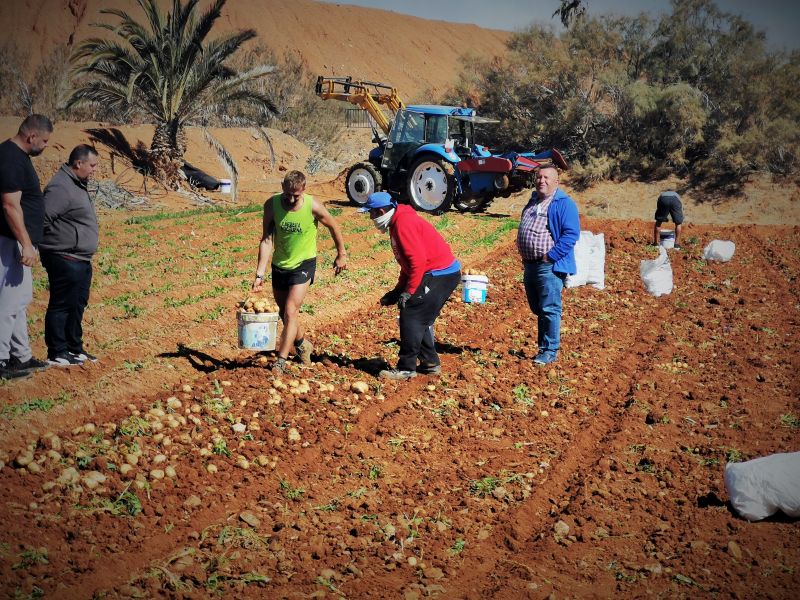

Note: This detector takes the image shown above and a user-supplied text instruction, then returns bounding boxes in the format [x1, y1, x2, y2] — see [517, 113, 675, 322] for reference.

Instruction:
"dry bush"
[445, 2, 800, 188]
[570, 154, 614, 190]
[262, 50, 343, 156]
[0, 42, 130, 123]
[0, 42, 30, 116]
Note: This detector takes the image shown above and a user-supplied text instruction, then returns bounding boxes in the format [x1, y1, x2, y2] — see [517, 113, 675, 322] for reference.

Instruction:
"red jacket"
[390, 204, 456, 294]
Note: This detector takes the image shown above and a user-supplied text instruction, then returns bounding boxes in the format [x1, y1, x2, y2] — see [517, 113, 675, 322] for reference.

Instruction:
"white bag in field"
[724, 452, 800, 521]
[703, 240, 735, 262]
[565, 231, 606, 290]
[639, 246, 673, 297]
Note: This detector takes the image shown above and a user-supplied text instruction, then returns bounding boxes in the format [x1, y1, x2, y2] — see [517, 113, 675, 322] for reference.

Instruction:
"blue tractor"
[316, 76, 566, 214]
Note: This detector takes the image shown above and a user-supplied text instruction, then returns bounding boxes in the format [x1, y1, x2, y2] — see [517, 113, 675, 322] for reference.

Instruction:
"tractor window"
[390, 110, 425, 144]
[448, 118, 471, 149]
[425, 116, 448, 144]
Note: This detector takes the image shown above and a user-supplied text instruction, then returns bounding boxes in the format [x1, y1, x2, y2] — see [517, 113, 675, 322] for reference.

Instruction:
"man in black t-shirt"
[0, 114, 53, 379]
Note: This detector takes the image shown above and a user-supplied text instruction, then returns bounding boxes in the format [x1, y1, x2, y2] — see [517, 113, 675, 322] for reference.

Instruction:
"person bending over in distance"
[653, 190, 684, 249]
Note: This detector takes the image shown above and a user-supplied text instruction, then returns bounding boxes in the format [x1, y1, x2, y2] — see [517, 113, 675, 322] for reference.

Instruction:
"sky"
[319, 0, 799, 52]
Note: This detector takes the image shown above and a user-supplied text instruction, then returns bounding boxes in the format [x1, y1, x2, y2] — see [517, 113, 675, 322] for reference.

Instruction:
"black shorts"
[271, 257, 316, 290]
[654, 192, 684, 225]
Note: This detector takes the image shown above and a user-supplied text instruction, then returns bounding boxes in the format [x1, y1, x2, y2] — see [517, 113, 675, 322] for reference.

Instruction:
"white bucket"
[659, 229, 675, 249]
[461, 274, 489, 303]
[219, 179, 232, 194]
[237, 312, 279, 350]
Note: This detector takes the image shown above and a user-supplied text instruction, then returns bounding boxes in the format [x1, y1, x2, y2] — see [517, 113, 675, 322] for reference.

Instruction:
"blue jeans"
[41, 252, 92, 357]
[523, 261, 565, 354]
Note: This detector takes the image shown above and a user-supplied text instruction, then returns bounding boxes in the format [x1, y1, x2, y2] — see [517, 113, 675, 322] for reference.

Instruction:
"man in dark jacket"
[361, 192, 461, 380]
[0, 114, 53, 380]
[39, 144, 100, 366]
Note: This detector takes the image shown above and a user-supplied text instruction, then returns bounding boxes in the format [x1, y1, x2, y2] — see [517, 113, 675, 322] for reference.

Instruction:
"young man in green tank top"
[252, 171, 347, 372]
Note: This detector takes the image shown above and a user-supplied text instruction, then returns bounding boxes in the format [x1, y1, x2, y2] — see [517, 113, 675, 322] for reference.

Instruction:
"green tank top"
[271, 193, 318, 269]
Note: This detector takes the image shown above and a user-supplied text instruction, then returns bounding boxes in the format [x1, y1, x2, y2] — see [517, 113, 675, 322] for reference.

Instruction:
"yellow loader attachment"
[315, 76, 405, 135]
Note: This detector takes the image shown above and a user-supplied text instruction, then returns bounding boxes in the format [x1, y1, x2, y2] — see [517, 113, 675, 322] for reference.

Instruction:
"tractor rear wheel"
[345, 162, 382, 206]
[407, 157, 454, 214]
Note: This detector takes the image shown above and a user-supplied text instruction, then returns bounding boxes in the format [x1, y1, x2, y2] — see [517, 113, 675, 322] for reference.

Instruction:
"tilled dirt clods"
[1, 222, 798, 599]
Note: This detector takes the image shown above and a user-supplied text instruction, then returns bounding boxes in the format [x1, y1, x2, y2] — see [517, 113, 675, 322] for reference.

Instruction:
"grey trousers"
[0, 235, 33, 362]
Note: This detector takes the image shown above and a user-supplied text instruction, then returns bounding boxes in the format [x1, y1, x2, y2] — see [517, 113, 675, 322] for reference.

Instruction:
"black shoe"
[47, 353, 84, 367]
[0, 359, 33, 380]
[8, 356, 49, 373]
[417, 362, 441, 375]
[70, 351, 98, 363]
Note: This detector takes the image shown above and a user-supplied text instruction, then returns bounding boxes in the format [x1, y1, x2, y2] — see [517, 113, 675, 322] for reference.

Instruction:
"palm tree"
[68, 0, 278, 185]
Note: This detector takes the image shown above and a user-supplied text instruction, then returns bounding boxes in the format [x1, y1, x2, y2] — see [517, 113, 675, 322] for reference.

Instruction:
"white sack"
[566, 231, 606, 290]
[639, 246, 673, 297]
[703, 240, 736, 262]
[724, 452, 800, 521]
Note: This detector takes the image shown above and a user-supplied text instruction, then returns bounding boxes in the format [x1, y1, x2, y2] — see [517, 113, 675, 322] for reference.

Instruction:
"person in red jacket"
[360, 192, 461, 380]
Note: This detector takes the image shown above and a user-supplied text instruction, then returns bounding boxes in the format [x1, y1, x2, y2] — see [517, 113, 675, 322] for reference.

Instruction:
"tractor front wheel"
[345, 162, 382, 206]
[407, 157, 454, 214]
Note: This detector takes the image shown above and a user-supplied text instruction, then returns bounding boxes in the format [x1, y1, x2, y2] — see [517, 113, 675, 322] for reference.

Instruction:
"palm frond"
[176, 0, 203, 33]
[180, 64, 277, 121]
[254, 126, 276, 168]
[68, 82, 161, 121]
[201, 30, 258, 69]
[134, 0, 166, 42]
[97, 9, 157, 57]
[202, 127, 238, 199]
[187, 0, 227, 51]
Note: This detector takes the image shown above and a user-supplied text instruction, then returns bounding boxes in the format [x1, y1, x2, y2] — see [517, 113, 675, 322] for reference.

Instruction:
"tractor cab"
[381, 106, 481, 175]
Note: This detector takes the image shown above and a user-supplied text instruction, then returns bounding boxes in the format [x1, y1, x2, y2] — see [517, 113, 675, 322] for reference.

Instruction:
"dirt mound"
[0, 0, 510, 98]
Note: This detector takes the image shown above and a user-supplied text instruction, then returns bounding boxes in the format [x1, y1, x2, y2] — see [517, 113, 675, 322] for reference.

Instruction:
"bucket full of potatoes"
[237, 297, 280, 350]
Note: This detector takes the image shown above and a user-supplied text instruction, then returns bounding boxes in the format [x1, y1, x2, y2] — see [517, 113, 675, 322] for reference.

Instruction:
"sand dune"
[0, 0, 511, 98]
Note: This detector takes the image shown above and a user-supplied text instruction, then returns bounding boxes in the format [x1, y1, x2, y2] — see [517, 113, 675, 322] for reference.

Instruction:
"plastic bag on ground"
[639, 246, 673, 297]
[565, 231, 606, 290]
[724, 452, 800, 521]
[703, 240, 736, 262]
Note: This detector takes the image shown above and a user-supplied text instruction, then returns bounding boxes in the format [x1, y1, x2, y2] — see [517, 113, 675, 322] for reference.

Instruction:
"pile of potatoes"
[237, 297, 279, 314]
[463, 268, 488, 277]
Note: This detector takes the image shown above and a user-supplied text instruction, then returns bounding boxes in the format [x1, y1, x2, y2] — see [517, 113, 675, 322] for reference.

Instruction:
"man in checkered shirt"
[516, 166, 580, 365]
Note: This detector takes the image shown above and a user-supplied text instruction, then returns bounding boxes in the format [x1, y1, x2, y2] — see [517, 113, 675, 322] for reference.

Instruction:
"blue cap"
[358, 191, 395, 212]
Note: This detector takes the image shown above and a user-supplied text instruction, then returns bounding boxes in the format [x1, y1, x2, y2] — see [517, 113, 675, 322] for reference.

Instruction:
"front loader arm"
[315, 76, 405, 135]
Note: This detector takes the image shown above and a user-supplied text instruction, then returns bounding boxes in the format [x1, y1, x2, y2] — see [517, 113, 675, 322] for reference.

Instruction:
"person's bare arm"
[252, 199, 275, 292]
[1, 191, 36, 266]
[312, 199, 347, 275]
